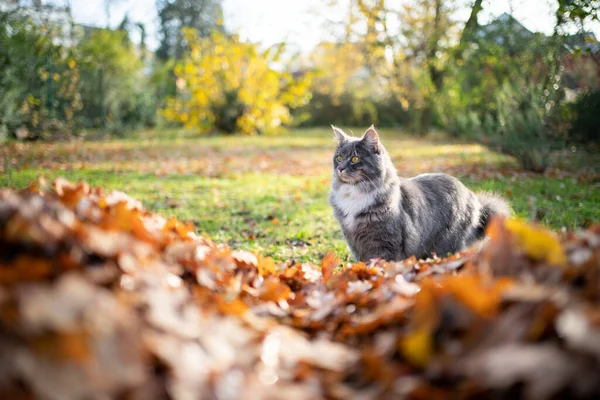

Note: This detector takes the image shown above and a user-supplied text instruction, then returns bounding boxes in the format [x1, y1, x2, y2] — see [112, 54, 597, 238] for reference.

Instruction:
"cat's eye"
[350, 156, 360, 163]
[336, 155, 343, 162]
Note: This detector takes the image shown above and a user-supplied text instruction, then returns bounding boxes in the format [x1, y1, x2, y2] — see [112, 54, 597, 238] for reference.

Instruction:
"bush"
[478, 82, 565, 172]
[162, 29, 312, 135]
[569, 89, 600, 145]
[78, 29, 149, 133]
[0, 10, 86, 139]
[0, 12, 32, 137]
[449, 80, 566, 172]
[0, 11, 158, 138]
[437, 31, 572, 172]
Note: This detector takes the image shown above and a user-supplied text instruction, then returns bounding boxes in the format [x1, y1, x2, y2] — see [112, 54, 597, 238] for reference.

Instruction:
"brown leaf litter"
[0, 178, 599, 399]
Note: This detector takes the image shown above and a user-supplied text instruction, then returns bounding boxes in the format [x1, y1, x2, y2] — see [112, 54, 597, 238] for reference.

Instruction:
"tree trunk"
[459, 0, 483, 50]
[419, 101, 434, 136]
[421, 0, 484, 134]
[419, 0, 443, 135]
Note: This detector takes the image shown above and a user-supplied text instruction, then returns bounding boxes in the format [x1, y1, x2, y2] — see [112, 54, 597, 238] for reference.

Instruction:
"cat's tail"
[474, 192, 511, 239]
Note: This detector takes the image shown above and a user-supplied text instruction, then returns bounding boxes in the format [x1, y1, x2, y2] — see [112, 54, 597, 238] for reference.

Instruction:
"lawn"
[2, 127, 599, 263]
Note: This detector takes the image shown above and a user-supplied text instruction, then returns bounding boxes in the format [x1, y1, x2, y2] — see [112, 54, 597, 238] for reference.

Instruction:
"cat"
[329, 125, 510, 262]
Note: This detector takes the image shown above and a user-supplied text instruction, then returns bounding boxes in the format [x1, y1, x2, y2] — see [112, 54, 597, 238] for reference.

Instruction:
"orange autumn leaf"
[4, 213, 38, 243]
[486, 216, 507, 242]
[0, 256, 53, 285]
[361, 348, 394, 385]
[231, 250, 258, 268]
[293, 361, 314, 381]
[443, 274, 513, 317]
[216, 295, 249, 316]
[130, 215, 161, 245]
[98, 202, 136, 232]
[413, 278, 439, 328]
[96, 202, 159, 245]
[257, 255, 277, 277]
[258, 276, 291, 302]
[30, 332, 90, 364]
[321, 252, 339, 282]
[53, 178, 89, 208]
[162, 215, 194, 239]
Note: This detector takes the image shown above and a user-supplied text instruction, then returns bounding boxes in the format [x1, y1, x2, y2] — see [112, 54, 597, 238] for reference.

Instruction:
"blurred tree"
[103, 0, 124, 28]
[569, 88, 600, 144]
[78, 27, 147, 131]
[439, 15, 568, 171]
[156, 0, 224, 61]
[300, 40, 410, 127]
[455, 0, 483, 60]
[397, 0, 457, 134]
[330, 0, 474, 133]
[0, 9, 82, 139]
[309, 42, 366, 106]
[315, 0, 594, 169]
[162, 29, 312, 135]
[136, 22, 147, 59]
[556, 0, 599, 27]
[0, 10, 34, 138]
[303, 42, 366, 126]
[481, 79, 565, 172]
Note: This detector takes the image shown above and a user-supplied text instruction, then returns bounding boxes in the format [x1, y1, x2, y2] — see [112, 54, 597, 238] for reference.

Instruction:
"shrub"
[569, 89, 600, 145]
[78, 29, 148, 133]
[0, 11, 82, 138]
[479, 82, 565, 172]
[162, 29, 312, 135]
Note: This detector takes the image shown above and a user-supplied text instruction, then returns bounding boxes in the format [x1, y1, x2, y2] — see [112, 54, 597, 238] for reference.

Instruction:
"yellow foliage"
[505, 218, 567, 266]
[309, 42, 366, 103]
[257, 255, 277, 277]
[27, 95, 39, 106]
[399, 328, 433, 367]
[162, 29, 312, 135]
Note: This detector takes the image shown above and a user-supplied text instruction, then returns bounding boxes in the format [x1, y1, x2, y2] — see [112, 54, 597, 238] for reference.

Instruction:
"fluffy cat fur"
[329, 125, 510, 262]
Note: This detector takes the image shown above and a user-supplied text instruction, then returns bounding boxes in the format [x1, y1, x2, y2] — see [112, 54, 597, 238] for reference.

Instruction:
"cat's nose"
[337, 167, 345, 174]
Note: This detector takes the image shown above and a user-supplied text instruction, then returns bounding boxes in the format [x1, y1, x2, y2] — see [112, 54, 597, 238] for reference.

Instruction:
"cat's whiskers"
[360, 172, 377, 192]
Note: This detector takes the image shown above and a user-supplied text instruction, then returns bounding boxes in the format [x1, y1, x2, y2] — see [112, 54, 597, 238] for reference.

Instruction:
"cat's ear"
[362, 125, 380, 153]
[331, 125, 349, 143]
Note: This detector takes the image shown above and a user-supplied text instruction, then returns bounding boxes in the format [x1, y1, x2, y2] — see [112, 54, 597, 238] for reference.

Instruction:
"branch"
[455, 0, 483, 61]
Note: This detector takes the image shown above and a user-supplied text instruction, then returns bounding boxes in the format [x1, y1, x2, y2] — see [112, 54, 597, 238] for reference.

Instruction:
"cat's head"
[331, 125, 387, 188]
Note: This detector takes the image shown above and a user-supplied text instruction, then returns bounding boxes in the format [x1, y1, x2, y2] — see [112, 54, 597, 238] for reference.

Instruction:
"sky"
[62, 0, 600, 52]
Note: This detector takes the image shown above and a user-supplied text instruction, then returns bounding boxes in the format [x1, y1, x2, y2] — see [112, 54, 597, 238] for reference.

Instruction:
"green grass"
[2, 168, 349, 262]
[2, 127, 598, 263]
[464, 177, 600, 229]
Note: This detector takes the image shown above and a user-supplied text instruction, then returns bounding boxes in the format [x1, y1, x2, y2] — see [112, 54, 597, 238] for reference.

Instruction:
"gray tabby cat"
[329, 125, 510, 262]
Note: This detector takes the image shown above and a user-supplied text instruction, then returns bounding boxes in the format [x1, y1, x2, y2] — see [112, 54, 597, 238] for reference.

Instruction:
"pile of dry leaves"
[1, 178, 599, 400]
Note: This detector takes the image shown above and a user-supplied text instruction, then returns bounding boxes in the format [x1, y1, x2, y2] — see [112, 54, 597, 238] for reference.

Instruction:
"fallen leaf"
[320, 252, 338, 282]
